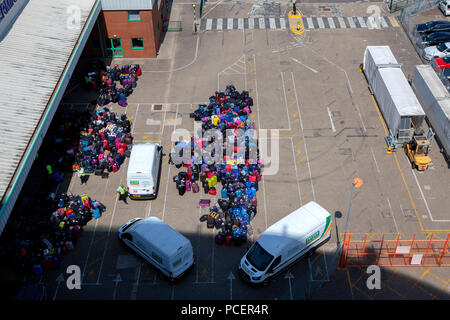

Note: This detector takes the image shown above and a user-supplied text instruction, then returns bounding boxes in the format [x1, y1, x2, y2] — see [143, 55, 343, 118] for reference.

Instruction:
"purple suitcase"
[215, 234, 223, 245]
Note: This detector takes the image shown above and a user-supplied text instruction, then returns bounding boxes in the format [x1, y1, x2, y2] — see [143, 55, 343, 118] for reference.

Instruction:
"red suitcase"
[225, 235, 232, 246]
[192, 181, 199, 193]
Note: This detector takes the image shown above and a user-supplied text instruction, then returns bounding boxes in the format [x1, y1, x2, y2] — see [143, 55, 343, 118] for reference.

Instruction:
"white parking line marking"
[253, 53, 268, 230]
[281, 72, 292, 131]
[162, 103, 179, 222]
[386, 197, 399, 233]
[327, 107, 336, 132]
[291, 72, 316, 202]
[370, 147, 380, 174]
[411, 167, 450, 222]
[291, 137, 303, 206]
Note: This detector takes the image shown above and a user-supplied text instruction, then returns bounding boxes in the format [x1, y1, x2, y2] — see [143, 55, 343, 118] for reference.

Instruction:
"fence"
[397, 0, 443, 65]
[339, 232, 450, 268]
[163, 20, 183, 32]
[398, 0, 442, 17]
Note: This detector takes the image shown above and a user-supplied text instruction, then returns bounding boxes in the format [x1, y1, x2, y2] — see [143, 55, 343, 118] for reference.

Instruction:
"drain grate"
[153, 104, 163, 111]
[402, 208, 417, 221]
[338, 148, 352, 155]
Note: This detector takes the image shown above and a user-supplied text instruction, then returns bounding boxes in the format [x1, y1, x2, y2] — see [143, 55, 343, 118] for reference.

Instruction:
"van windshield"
[246, 242, 274, 271]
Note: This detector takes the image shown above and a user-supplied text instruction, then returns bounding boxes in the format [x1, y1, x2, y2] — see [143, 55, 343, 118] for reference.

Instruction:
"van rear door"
[128, 174, 155, 197]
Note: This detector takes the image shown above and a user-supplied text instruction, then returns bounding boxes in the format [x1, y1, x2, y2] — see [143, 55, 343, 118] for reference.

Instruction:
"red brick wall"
[99, 9, 161, 58]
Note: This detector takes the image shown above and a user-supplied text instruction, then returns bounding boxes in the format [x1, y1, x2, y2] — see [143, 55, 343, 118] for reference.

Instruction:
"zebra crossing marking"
[200, 16, 396, 31]
[337, 17, 347, 29]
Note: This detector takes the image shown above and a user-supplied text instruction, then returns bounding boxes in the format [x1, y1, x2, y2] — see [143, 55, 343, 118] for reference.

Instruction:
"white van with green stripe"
[238, 201, 332, 285]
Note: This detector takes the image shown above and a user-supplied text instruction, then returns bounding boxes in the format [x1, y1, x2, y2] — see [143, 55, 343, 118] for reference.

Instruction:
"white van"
[127, 142, 162, 199]
[118, 217, 195, 281]
[439, 0, 450, 16]
[238, 201, 332, 285]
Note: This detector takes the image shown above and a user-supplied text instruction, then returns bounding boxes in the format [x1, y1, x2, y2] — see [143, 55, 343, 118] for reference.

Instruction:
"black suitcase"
[95, 168, 104, 176]
[206, 217, 215, 229]
[102, 172, 109, 179]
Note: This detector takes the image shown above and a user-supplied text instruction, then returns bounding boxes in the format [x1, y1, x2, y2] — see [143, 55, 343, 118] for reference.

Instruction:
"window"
[151, 252, 163, 264]
[246, 242, 274, 271]
[172, 258, 182, 268]
[131, 38, 145, 49]
[128, 10, 141, 21]
[268, 256, 281, 272]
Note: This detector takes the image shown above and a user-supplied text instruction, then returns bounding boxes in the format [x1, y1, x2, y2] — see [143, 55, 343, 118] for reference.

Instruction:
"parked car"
[415, 20, 450, 34]
[432, 55, 450, 70]
[439, 0, 450, 16]
[423, 42, 450, 60]
[439, 67, 450, 91]
[416, 32, 450, 48]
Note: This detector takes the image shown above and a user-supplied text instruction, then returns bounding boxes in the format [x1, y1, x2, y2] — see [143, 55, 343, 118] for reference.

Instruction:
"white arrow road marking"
[284, 271, 294, 300]
[228, 272, 235, 300]
[112, 273, 122, 300]
[290, 57, 319, 73]
[53, 274, 65, 300]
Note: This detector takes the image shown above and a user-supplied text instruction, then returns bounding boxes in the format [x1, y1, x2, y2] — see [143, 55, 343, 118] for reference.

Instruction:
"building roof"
[101, 0, 155, 11]
[0, 0, 99, 232]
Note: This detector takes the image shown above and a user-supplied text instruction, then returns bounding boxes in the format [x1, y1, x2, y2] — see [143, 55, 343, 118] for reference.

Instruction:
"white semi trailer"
[362, 46, 426, 148]
[412, 65, 450, 162]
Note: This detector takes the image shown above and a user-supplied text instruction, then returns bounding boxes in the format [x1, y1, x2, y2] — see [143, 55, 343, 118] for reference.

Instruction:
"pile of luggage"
[170, 85, 263, 247]
[0, 192, 106, 275]
[74, 107, 133, 176]
[89, 64, 142, 107]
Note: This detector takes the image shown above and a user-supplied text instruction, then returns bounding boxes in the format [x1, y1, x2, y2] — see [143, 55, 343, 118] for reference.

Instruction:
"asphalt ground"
[3, 1, 449, 300]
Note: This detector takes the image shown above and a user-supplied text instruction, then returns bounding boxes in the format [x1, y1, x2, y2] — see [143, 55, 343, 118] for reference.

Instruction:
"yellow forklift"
[403, 128, 434, 171]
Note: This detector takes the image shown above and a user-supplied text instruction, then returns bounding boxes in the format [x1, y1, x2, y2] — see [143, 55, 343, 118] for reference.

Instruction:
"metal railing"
[339, 232, 450, 268]
[164, 20, 183, 32]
